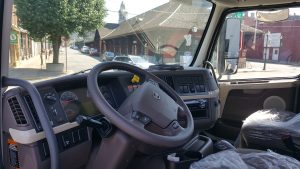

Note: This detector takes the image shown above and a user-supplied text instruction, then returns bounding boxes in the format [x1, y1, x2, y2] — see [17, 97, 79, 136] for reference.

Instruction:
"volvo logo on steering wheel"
[152, 91, 160, 100]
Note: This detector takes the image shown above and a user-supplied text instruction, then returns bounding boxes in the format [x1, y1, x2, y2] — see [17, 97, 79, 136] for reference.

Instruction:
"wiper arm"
[149, 64, 183, 71]
[72, 68, 92, 75]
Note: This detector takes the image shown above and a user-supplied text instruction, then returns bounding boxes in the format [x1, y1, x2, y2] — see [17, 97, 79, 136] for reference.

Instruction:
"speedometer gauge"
[60, 91, 80, 121]
[60, 91, 78, 104]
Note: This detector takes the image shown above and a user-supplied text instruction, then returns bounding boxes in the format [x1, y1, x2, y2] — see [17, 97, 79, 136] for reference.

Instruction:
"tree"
[14, 0, 106, 64]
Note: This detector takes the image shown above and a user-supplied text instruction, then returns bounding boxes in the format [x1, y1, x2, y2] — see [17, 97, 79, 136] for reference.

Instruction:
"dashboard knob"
[45, 95, 57, 104]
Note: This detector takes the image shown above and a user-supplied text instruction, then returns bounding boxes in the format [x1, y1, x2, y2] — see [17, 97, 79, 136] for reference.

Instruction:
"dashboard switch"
[42, 142, 50, 158]
[179, 86, 184, 93]
[183, 86, 189, 93]
[72, 130, 80, 144]
[189, 84, 195, 93]
[172, 121, 180, 129]
[62, 133, 73, 148]
[195, 85, 201, 92]
[131, 111, 140, 119]
[139, 115, 151, 125]
[200, 85, 205, 92]
[131, 112, 151, 125]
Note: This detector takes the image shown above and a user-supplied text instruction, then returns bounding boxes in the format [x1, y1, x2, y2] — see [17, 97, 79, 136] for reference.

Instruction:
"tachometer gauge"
[60, 91, 80, 121]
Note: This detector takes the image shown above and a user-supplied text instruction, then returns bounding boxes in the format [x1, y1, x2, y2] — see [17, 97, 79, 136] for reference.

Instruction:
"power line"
[106, 9, 138, 16]
[106, 9, 210, 15]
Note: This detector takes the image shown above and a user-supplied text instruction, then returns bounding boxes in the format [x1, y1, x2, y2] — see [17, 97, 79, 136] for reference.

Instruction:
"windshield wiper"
[149, 64, 184, 71]
[72, 68, 92, 75]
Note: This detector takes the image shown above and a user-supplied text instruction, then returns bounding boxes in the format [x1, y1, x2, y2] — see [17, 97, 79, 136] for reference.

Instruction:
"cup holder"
[166, 135, 213, 169]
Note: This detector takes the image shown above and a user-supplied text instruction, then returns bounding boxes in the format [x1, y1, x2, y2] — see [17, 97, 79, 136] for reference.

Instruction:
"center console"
[154, 68, 220, 129]
[167, 135, 213, 169]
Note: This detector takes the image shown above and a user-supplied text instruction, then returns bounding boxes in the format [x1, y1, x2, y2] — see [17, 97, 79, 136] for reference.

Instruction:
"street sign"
[234, 12, 245, 19]
[10, 31, 18, 44]
[184, 34, 192, 46]
[264, 33, 282, 48]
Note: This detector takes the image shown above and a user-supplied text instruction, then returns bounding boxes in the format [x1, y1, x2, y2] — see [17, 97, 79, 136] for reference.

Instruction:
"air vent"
[165, 76, 174, 89]
[24, 95, 42, 131]
[8, 97, 27, 125]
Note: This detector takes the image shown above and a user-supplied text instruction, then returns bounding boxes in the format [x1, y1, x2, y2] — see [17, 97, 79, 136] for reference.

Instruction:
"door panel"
[222, 87, 295, 122]
[208, 79, 299, 141]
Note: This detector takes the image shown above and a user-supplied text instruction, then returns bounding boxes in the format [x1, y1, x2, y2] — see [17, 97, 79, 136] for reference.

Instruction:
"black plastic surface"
[38, 127, 88, 161]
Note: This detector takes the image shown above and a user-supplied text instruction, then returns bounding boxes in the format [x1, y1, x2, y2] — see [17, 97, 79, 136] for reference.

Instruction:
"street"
[8, 48, 300, 82]
[9, 48, 102, 82]
[61, 48, 102, 73]
[220, 61, 300, 80]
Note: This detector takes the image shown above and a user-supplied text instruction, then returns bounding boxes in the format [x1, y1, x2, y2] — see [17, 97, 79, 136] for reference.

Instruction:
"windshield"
[8, 0, 212, 82]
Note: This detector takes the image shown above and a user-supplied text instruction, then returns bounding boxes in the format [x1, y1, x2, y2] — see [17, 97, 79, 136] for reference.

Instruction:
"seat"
[190, 109, 300, 169]
[190, 149, 300, 169]
[239, 109, 300, 157]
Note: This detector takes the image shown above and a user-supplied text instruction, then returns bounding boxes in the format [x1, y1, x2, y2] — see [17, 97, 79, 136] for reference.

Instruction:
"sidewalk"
[8, 48, 102, 82]
[9, 51, 69, 82]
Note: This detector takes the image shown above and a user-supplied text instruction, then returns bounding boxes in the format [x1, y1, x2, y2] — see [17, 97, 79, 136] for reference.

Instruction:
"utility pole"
[45, 38, 48, 60]
[65, 40, 68, 72]
[263, 31, 270, 70]
[253, 12, 258, 49]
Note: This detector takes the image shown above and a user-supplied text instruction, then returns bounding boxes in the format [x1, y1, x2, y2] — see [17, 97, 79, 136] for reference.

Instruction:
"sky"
[104, 0, 169, 23]
[104, 1, 300, 23]
[290, 8, 300, 15]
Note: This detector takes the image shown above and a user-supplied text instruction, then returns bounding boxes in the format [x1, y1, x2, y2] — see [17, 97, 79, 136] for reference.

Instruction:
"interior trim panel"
[9, 122, 79, 144]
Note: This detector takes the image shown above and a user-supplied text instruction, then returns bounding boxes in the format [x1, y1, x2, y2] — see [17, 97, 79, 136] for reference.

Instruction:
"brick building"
[90, 0, 211, 63]
[10, 5, 40, 67]
[242, 13, 300, 63]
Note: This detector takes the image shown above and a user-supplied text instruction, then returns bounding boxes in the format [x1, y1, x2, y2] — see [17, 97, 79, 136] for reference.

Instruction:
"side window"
[124, 58, 131, 62]
[212, 8, 300, 80]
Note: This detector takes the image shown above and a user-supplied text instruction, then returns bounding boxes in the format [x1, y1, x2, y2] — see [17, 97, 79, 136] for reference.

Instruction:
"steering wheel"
[87, 62, 194, 147]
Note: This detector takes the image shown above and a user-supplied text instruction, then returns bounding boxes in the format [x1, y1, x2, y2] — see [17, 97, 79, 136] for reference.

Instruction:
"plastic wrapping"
[190, 150, 300, 169]
[241, 109, 300, 151]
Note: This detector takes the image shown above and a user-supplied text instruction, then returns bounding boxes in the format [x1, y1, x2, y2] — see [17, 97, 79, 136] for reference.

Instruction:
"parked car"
[103, 51, 115, 61]
[113, 55, 154, 69]
[70, 45, 78, 50]
[80, 46, 90, 54]
[89, 48, 98, 56]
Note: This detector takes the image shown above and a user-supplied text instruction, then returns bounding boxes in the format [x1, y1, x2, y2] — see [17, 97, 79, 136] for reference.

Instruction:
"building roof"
[83, 23, 119, 43]
[98, 27, 115, 39]
[103, 1, 211, 40]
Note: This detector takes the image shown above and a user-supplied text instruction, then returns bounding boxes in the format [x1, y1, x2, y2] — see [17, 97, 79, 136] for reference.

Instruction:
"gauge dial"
[60, 91, 78, 104]
[60, 91, 80, 121]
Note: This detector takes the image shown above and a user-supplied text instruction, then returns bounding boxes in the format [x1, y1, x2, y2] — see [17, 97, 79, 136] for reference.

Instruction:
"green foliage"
[14, 0, 106, 63]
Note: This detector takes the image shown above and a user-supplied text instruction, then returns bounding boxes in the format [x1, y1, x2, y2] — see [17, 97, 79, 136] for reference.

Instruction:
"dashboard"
[2, 68, 220, 169]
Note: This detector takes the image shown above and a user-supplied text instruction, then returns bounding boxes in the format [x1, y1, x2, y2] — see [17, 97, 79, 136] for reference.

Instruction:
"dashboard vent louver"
[165, 76, 175, 89]
[8, 96, 27, 125]
[157, 75, 174, 89]
[24, 95, 42, 131]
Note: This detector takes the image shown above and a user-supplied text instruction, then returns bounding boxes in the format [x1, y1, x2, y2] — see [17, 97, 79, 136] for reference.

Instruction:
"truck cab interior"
[2, 0, 300, 169]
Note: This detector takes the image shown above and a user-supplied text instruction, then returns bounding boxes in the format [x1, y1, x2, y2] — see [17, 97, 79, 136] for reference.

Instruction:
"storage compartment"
[167, 135, 213, 169]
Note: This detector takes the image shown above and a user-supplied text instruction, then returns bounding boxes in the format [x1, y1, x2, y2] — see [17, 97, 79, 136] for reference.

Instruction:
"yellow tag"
[131, 75, 140, 83]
